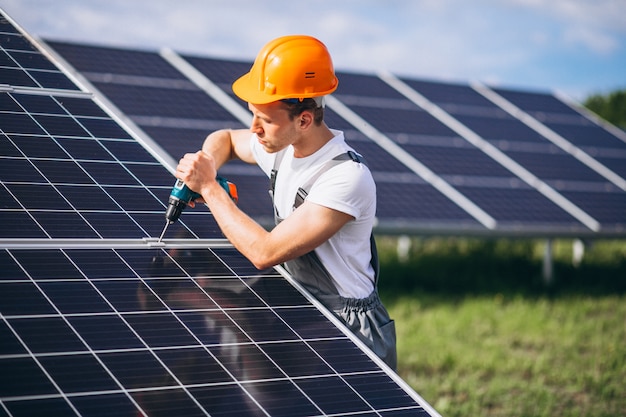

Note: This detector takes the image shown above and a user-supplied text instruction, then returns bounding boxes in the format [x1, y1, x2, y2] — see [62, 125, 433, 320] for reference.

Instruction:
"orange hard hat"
[232, 35, 338, 104]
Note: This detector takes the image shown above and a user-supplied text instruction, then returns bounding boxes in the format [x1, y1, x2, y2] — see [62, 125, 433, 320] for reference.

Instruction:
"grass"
[377, 237, 626, 417]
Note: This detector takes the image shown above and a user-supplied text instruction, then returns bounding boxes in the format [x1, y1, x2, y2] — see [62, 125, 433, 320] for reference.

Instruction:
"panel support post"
[542, 238, 554, 286]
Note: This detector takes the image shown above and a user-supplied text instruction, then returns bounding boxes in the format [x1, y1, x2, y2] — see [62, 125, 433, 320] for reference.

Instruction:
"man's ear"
[299, 110, 314, 129]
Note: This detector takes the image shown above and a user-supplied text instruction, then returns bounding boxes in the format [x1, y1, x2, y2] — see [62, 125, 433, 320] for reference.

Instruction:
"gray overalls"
[270, 150, 397, 370]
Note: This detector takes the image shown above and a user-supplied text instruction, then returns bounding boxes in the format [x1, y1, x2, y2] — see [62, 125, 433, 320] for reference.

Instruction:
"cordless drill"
[157, 176, 238, 242]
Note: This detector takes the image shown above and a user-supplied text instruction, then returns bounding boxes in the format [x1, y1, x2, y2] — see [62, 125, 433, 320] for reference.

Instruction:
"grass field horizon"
[377, 237, 626, 417]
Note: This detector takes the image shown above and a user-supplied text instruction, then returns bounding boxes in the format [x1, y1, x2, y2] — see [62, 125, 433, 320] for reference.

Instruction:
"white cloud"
[2, 0, 624, 99]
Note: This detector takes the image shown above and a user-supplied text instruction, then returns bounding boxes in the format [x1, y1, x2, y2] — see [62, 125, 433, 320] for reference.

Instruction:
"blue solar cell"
[33, 114, 90, 137]
[56, 185, 120, 210]
[344, 372, 421, 410]
[125, 312, 200, 347]
[182, 54, 252, 85]
[141, 125, 217, 159]
[104, 140, 157, 162]
[133, 388, 208, 417]
[241, 379, 321, 417]
[10, 249, 81, 279]
[241, 277, 311, 306]
[0, 357, 57, 397]
[1, 31, 35, 51]
[493, 87, 573, 114]
[13, 93, 65, 114]
[57, 96, 110, 117]
[11, 50, 59, 71]
[1, 112, 46, 134]
[76, 117, 133, 139]
[0, 92, 21, 110]
[28, 69, 79, 90]
[276, 306, 346, 339]
[352, 105, 457, 137]
[337, 71, 407, 99]
[72, 393, 141, 417]
[9, 317, 86, 353]
[39, 354, 120, 392]
[95, 83, 236, 120]
[236, 308, 301, 342]
[177, 311, 248, 345]
[0, 66, 38, 87]
[0, 185, 20, 210]
[505, 150, 609, 182]
[404, 144, 513, 177]
[99, 350, 172, 388]
[95, 280, 165, 311]
[297, 376, 372, 414]
[145, 278, 220, 307]
[4, 398, 77, 417]
[261, 341, 333, 377]
[68, 315, 144, 350]
[0, 250, 28, 279]
[459, 187, 580, 224]
[38, 281, 113, 314]
[0, 212, 47, 238]
[189, 384, 264, 416]
[454, 113, 547, 143]
[594, 155, 626, 180]
[561, 189, 626, 225]
[210, 248, 279, 276]
[80, 161, 144, 185]
[55, 137, 115, 160]
[377, 182, 477, 222]
[404, 77, 495, 108]
[32, 211, 100, 238]
[0, 282, 56, 315]
[6, 183, 73, 209]
[157, 348, 233, 385]
[0, 321, 27, 355]
[81, 212, 151, 238]
[46, 41, 187, 78]
[34, 159, 96, 184]
[8, 134, 69, 159]
[125, 163, 173, 186]
[545, 121, 626, 149]
[157, 348, 241, 385]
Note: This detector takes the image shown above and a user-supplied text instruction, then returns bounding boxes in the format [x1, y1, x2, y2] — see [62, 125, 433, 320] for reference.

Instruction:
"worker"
[175, 35, 397, 370]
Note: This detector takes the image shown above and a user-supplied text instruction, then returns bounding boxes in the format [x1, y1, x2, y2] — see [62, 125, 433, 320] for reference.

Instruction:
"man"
[176, 35, 397, 369]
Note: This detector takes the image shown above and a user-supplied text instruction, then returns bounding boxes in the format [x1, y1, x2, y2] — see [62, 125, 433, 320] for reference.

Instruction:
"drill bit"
[157, 222, 169, 243]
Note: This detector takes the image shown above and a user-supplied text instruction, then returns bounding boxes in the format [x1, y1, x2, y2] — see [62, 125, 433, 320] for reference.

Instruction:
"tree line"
[583, 89, 626, 130]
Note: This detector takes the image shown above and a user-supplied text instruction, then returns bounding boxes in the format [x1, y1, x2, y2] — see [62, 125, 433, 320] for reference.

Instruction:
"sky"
[2, 0, 625, 102]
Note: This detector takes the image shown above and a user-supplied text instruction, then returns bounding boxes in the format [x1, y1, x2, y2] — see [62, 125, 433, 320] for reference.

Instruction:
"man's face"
[248, 102, 299, 154]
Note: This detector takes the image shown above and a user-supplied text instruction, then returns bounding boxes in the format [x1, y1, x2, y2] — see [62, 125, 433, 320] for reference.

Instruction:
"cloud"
[2, 0, 624, 100]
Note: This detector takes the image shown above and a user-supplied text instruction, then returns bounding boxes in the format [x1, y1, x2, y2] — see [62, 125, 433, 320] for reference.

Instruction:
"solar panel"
[1, 9, 438, 417]
[44, 41, 626, 237]
[44, 40, 274, 225]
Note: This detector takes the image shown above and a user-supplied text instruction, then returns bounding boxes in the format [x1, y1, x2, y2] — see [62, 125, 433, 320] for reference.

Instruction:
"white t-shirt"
[250, 130, 377, 299]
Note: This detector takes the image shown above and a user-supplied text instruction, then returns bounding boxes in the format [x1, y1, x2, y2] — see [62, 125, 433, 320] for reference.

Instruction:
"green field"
[377, 238, 626, 417]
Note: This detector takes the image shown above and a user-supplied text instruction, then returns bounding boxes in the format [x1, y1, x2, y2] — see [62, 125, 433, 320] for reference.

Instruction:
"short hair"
[281, 98, 324, 125]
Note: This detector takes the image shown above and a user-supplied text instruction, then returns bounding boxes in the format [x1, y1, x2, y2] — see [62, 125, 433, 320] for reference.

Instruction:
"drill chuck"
[165, 179, 202, 224]
[159, 176, 238, 242]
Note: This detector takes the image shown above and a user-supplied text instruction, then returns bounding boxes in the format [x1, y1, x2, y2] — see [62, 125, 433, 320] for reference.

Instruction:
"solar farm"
[1, 7, 625, 417]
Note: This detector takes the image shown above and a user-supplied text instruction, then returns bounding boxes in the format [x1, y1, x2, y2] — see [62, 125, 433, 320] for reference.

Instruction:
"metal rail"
[0, 238, 234, 250]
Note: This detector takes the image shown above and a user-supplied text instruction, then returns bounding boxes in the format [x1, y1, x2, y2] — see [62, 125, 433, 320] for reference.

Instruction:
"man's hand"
[176, 151, 217, 207]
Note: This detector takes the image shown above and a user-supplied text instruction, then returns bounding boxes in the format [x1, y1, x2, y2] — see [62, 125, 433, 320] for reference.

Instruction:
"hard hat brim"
[232, 71, 338, 105]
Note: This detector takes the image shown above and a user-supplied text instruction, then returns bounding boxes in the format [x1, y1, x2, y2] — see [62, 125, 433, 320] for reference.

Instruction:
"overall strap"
[269, 148, 287, 201]
[294, 150, 364, 209]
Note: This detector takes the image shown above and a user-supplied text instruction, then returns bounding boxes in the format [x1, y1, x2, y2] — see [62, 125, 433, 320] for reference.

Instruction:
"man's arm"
[176, 151, 353, 270]
[201, 128, 255, 167]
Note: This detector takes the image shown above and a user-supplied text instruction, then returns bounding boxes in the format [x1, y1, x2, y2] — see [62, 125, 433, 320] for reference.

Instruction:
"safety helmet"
[232, 35, 338, 104]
